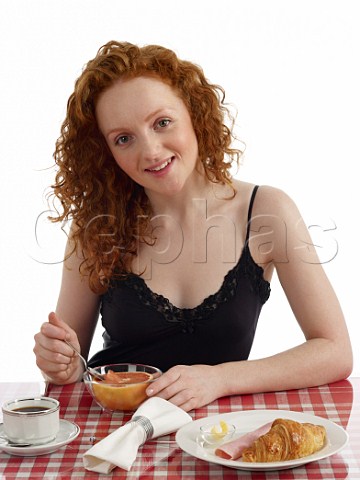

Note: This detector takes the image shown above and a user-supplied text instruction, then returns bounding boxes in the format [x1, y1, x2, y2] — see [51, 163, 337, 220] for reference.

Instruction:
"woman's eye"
[115, 135, 130, 145]
[157, 118, 171, 128]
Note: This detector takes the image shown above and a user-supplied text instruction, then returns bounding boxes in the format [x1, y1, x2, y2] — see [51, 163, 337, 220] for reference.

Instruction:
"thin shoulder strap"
[245, 185, 260, 243]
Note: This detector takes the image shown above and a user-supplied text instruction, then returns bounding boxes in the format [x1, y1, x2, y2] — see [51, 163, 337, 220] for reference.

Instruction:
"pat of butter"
[210, 420, 229, 439]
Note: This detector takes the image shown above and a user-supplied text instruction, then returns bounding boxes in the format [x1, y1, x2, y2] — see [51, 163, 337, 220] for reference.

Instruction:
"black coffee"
[13, 406, 50, 413]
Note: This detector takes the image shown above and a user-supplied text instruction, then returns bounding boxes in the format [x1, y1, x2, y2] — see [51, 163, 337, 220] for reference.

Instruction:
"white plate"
[0, 419, 80, 457]
[176, 409, 349, 471]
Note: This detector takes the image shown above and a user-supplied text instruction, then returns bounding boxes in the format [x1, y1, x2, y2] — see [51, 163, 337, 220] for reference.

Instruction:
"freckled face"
[95, 76, 199, 196]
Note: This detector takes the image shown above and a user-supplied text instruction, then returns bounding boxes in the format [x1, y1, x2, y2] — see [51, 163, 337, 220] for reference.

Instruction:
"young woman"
[33, 41, 352, 412]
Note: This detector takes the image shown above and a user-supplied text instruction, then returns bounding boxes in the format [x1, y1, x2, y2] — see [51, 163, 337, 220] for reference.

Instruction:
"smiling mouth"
[146, 157, 174, 173]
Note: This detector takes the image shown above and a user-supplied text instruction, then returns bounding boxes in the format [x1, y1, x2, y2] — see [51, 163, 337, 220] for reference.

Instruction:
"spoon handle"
[0, 436, 32, 447]
[64, 340, 105, 381]
[64, 340, 87, 369]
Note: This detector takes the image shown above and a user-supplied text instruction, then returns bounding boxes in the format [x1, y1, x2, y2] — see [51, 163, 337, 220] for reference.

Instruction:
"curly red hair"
[50, 41, 242, 293]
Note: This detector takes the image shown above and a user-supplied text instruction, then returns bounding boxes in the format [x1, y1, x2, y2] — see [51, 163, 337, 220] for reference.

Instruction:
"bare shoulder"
[232, 181, 297, 211]
[244, 184, 307, 266]
[252, 185, 301, 217]
[231, 181, 302, 226]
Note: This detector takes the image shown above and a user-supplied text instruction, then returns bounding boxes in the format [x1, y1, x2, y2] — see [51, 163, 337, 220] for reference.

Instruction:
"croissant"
[241, 418, 326, 462]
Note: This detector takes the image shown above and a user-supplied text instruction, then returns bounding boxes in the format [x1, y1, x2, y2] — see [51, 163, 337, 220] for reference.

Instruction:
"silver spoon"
[64, 340, 105, 381]
[1, 442, 32, 447]
[0, 436, 32, 447]
[3, 442, 33, 447]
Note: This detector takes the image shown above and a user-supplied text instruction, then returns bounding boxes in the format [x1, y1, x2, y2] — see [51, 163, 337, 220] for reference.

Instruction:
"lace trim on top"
[114, 245, 270, 331]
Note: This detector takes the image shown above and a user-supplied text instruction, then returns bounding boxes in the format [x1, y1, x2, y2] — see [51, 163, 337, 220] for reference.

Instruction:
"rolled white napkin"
[83, 397, 192, 473]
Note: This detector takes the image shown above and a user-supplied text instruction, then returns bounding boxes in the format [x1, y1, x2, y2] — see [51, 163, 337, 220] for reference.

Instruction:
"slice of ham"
[215, 421, 273, 460]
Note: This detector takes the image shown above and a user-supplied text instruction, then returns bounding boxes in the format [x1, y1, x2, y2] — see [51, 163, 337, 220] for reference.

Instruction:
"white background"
[0, 0, 359, 382]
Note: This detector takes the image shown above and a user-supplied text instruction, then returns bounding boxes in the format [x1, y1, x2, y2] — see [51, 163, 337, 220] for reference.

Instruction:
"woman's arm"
[33, 226, 101, 385]
[147, 186, 353, 411]
[212, 187, 353, 400]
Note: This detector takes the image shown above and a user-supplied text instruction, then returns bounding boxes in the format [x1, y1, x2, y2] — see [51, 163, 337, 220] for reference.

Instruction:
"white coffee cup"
[2, 397, 60, 445]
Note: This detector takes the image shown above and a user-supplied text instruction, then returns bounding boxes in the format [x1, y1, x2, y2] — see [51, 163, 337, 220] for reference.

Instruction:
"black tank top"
[88, 186, 270, 371]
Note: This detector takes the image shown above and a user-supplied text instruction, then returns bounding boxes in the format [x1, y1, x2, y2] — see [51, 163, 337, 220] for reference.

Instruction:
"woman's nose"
[140, 133, 161, 162]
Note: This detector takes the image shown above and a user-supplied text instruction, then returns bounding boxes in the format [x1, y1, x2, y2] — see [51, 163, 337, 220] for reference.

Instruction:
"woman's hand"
[146, 364, 223, 412]
[33, 312, 84, 385]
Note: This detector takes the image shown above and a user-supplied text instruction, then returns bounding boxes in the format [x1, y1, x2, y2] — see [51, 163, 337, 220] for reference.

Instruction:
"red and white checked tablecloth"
[0, 378, 359, 479]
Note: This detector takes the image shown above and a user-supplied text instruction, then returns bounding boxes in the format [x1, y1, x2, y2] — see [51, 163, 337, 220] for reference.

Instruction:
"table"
[0, 378, 359, 479]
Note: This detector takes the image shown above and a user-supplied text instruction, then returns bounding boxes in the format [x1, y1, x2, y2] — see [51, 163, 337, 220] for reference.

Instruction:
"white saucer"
[0, 419, 80, 457]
